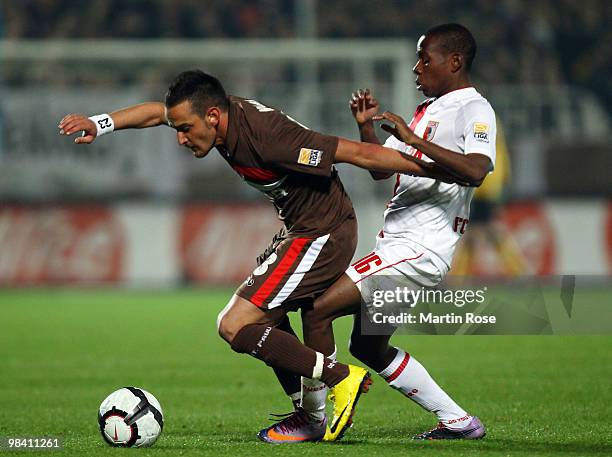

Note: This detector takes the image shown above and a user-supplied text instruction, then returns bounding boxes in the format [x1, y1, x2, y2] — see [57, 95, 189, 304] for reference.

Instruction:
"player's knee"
[217, 312, 240, 344]
[229, 323, 268, 355]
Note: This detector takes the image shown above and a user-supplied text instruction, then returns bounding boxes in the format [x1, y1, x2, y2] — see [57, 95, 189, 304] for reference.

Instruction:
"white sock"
[300, 347, 336, 421]
[378, 348, 470, 429]
[289, 391, 301, 409]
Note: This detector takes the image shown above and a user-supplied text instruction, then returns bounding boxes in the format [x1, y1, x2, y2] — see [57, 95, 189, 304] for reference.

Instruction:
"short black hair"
[165, 70, 229, 117]
[426, 23, 477, 72]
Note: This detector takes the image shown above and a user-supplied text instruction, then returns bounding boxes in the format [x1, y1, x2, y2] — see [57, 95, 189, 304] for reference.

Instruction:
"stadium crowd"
[1, 0, 609, 111]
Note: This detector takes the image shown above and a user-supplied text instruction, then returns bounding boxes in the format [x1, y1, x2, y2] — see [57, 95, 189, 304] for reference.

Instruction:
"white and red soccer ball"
[98, 387, 164, 447]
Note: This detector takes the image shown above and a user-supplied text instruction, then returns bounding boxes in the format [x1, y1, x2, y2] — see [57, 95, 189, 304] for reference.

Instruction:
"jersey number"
[352, 252, 382, 274]
[453, 217, 469, 234]
[244, 99, 309, 129]
[97, 117, 112, 129]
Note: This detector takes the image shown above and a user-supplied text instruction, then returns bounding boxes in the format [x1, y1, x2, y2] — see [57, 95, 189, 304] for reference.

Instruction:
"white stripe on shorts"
[267, 233, 330, 309]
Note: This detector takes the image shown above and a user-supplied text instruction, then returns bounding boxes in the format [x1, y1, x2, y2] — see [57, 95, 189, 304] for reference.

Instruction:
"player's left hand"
[374, 111, 419, 146]
[349, 88, 379, 126]
[58, 114, 98, 144]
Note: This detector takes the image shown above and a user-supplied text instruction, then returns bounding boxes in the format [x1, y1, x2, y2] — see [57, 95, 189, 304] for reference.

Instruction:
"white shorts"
[346, 235, 445, 293]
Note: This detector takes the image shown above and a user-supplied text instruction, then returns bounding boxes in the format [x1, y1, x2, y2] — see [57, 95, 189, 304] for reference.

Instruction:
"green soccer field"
[0, 288, 611, 456]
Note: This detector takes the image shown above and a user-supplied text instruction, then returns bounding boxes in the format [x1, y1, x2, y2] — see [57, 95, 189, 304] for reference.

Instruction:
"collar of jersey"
[428, 87, 478, 113]
[222, 96, 240, 157]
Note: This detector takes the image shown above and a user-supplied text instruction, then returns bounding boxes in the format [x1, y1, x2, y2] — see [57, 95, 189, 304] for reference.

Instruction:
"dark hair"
[426, 23, 477, 71]
[165, 70, 229, 116]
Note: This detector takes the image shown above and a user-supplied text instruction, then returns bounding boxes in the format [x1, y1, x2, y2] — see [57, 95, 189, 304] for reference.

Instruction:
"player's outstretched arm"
[375, 111, 491, 186]
[58, 102, 167, 144]
[334, 138, 471, 185]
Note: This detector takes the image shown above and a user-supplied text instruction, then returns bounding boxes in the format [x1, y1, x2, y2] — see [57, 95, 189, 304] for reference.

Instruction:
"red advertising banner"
[179, 204, 283, 284]
[0, 206, 124, 284]
[0, 201, 608, 286]
[500, 202, 555, 275]
[452, 202, 556, 277]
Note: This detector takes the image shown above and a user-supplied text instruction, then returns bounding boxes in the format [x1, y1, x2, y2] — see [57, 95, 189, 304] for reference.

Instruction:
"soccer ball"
[98, 387, 164, 447]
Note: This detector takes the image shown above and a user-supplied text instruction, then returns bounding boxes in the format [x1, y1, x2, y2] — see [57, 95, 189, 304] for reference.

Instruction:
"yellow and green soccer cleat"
[323, 365, 372, 441]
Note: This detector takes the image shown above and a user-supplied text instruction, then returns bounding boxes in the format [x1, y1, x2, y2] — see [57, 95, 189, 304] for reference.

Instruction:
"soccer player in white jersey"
[280, 23, 495, 441]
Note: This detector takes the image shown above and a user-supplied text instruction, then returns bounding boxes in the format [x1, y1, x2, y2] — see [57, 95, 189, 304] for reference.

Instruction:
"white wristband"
[88, 114, 115, 137]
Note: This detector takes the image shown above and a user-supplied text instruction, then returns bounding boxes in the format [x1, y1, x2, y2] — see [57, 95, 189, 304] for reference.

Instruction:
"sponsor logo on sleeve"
[298, 148, 323, 167]
[473, 123, 489, 143]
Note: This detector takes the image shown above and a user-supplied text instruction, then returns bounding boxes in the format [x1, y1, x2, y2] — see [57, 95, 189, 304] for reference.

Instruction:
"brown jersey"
[217, 96, 356, 236]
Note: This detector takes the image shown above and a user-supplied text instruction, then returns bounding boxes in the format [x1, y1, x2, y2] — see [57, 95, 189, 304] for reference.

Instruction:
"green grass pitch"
[0, 288, 610, 456]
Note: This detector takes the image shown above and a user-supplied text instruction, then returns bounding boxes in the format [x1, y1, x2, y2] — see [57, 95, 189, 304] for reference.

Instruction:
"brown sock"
[271, 316, 302, 403]
[231, 323, 349, 387]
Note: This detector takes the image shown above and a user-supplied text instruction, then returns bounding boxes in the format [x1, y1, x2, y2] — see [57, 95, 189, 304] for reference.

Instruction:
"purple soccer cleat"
[413, 416, 486, 440]
[257, 408, 326, 444]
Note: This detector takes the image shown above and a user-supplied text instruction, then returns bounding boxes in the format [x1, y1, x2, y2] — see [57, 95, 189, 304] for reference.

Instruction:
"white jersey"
[382, 87, 497, 272]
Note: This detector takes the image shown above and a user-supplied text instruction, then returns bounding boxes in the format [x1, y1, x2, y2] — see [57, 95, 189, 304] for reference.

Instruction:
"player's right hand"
[58, 114, 97, 144]
[374, 111, 419, 146]
[349, 88, 379, 126]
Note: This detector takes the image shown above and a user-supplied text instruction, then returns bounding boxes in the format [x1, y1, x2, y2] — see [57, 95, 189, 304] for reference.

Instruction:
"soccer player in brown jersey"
[58, 70, 467, 443]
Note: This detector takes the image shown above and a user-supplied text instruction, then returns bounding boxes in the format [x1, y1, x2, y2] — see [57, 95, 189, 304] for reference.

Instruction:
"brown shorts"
[236, 217, 357, 310]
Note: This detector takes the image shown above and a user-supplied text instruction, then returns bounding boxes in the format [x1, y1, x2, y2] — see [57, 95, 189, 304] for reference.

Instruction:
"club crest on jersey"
[298, 148, 323, 167]
[473, 123, 489, 143]
[424, 121, 439, 141]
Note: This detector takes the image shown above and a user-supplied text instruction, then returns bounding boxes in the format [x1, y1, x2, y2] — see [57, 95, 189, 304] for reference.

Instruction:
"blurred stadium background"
[0, 0, 610, 286]
[1, 3, 611, 455]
